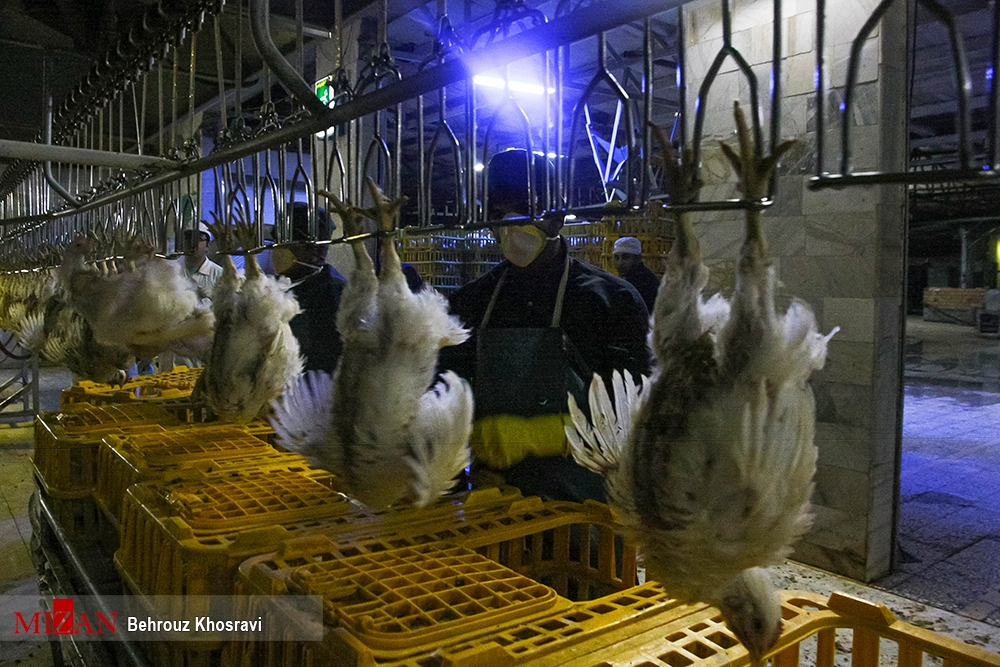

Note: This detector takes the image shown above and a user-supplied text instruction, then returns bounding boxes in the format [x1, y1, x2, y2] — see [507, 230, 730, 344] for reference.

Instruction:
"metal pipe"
[43, 97, 80, 208]
[810, 168, 999, 188]
[815, 0, 825, 176]
[249, 0, 330, 117]
[1, 139, 178, 170]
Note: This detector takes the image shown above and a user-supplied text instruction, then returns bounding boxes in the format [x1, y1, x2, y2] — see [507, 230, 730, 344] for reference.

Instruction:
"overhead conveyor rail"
[0, 0, 996, 265]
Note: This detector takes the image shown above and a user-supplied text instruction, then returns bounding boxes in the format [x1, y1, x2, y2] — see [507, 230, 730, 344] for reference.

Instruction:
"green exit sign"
[315, 77, 334, 106]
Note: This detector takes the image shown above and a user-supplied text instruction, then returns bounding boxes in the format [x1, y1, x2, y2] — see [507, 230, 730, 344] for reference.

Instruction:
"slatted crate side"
[94, 432, 299, 529]
[114, 468, 350, 601]
[564, 220, 609, 270]
[554, 591, 1000, 667]
[33, 410, 173, 499]
[227, 500, 698, 667]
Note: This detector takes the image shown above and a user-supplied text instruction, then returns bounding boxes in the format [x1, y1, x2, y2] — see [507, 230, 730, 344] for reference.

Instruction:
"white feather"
[406, 371, 474, 507]
[269, 370, 334, 456]
[203, 255, 303, 422]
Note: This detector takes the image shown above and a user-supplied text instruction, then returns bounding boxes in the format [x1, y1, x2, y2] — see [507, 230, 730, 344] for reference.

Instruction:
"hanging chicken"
[58, 233, 215, 362]
[6, 243, 131, 385]
[198, 213, 303, 422]
[566, 103, 837, 661]
[269, 179, 473, 509]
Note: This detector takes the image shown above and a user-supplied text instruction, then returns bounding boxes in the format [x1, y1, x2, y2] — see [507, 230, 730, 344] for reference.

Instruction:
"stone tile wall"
[682, 0, 907, 581]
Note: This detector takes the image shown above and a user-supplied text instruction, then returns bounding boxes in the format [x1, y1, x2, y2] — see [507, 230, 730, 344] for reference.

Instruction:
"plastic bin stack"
[33, 374, 1000, 667]
[397, 227, 468, 292]
[32, 403, 183, 548]
[230, 500, 686, 667]
[60, 366, 208, 422]
[94, 425, 283, 529]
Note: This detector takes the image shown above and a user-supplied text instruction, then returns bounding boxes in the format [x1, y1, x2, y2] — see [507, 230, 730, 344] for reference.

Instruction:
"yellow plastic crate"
[114, 465, 349, 600]
[33, 404, 180, 499]
[60, 366, 203, 407]
[228, 500, 704, 667]
[554, 590, 1000, 667]
[94, 425, 278, 526]
[295, 543, 563, 650]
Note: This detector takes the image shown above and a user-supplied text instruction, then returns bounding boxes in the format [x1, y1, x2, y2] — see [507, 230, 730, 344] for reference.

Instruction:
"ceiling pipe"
[43, 96, 80, 208]
[249, 0, 331, 118]
[0, 138, 179, 170]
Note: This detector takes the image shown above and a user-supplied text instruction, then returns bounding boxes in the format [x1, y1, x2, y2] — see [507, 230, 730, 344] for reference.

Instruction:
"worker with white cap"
[181, 221, 224, 300]
[160, 222, 224, 371]
[612, 236, 659, 312]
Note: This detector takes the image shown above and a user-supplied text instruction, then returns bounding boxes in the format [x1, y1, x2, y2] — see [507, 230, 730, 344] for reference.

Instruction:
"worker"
[612, 236, 660, 313]
[440, 148, 651, 503]
[158, 222, 223, 372]
[181, 222, 224, 300]
[272, 202, 346, 373]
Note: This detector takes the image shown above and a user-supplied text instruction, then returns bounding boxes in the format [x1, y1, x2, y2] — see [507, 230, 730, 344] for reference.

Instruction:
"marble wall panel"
[785, 11, 814, 57]
[823, 297, 875, 343]
[802, 181, 880, 215]
[813, 380, 875, 430]
[804, 211, 877, 257]
[815, 421, 876, 473]
[815, 465, 872, 516]
[818, 339, 875, 386]
[780, 254, 876, 299]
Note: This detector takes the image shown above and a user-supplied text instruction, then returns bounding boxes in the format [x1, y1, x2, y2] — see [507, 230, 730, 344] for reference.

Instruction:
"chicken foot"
[717, 102, 796, 379]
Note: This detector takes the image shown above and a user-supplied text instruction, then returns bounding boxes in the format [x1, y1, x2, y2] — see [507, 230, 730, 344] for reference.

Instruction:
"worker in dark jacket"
[273, 202, 346, 373]
[440, 149, 651, 503]
[612, 236, 660, 313]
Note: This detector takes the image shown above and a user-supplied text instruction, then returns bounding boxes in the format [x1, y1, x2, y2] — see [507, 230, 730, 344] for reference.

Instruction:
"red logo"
[13, 598, 117, 635]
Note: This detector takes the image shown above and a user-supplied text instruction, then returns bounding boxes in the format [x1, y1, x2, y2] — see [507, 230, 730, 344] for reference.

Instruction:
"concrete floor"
[1, 336, 999, 665]
[869, 317, 1000, 625]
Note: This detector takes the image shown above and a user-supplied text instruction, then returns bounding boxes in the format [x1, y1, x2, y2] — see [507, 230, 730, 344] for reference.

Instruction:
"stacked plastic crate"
[564, 220, 607, 270]
[32, 403, 181, 549]
[60, 366, 208, 422]
[114, 464, 352, 667]
[227, 495, 1000, 667]
[228, 500, 685, 667]
[397, 227, 467, 292]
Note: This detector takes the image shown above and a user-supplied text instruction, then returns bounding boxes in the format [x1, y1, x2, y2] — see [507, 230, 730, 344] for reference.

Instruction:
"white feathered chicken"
[566, 103, 837, 661]
[59, 234, 215, 361]
[269, 180, 473, 509]
[198, 214, 302, 422]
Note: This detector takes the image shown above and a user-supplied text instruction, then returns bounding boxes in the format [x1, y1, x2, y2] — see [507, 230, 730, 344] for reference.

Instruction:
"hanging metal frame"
[0, 0, 997, 264]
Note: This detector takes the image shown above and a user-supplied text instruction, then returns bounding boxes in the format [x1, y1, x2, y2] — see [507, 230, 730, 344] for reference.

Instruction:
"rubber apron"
[471, 256, 589, 468]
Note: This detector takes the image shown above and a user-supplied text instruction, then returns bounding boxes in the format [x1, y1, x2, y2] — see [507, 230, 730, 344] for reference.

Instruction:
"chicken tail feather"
[268, 370, 335, 457]
[406, 371, 473, 508]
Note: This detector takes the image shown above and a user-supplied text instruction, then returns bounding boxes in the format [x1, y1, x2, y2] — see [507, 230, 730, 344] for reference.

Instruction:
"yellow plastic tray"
[115, 465, 347, 599]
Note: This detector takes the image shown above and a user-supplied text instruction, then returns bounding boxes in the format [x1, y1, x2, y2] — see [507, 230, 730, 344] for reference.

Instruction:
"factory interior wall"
[683, 0, 908, 582]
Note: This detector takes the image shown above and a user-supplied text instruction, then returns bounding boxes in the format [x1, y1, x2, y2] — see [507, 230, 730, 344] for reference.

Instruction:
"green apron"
[473, 255, 589, 420]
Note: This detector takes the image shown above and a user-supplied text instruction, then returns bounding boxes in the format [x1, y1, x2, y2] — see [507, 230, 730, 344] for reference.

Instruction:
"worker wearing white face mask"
[440, 149, 651, 503]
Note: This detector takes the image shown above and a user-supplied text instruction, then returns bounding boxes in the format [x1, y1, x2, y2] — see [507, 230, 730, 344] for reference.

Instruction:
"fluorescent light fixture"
[473, 74, 555, 95]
